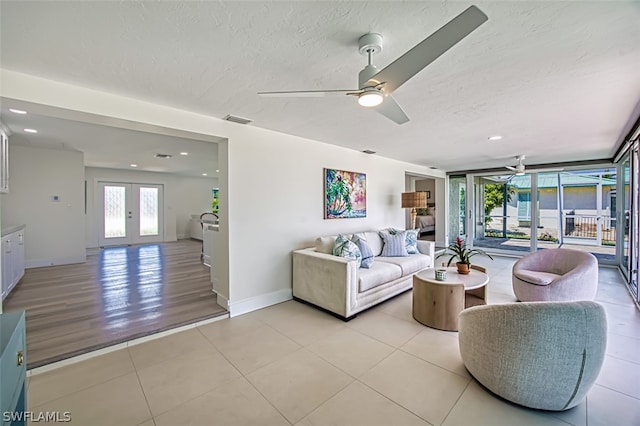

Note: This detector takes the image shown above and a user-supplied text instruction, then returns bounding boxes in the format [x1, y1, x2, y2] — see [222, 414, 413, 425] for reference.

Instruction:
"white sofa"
[293, 230, 435, 320]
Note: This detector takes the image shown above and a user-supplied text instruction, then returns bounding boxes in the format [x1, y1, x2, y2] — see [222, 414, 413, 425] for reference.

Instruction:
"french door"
[98, 182, 164, 247]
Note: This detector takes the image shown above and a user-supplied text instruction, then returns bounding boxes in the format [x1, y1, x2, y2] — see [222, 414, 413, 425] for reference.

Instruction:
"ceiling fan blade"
[258, 89, 358, 97]
[366, 5, 488, 93]
[372, 95, 410, 124]
[505, 166, 517, 171]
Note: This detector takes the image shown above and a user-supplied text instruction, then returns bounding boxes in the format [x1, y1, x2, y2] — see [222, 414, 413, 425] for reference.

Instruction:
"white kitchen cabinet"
[1, 226, 25, 301]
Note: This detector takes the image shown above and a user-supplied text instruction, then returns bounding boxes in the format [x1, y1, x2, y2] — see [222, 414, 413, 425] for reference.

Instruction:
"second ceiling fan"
[258, 5, 488, 124]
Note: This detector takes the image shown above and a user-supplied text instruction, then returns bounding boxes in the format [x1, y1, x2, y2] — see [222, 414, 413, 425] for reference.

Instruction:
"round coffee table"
[412, 267, 488, 331]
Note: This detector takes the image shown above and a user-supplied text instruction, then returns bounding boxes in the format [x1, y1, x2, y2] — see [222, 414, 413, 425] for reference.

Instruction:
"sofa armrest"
[416, 240, 435, 268]
[292, 248, 358, 318]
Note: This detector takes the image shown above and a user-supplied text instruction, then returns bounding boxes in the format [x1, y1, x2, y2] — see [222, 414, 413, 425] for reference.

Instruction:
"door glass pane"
[448, 176, 466, 240]
[536, 173, 561, 249]
[473, 174, 532, 254]
[623, 157, 631, 272]
[104, 186, 126, 238]
[139, 187, 159, 236]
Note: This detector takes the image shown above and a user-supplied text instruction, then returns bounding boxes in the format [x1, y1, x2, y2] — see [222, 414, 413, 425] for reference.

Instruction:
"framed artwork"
[324, 168, 366, 219]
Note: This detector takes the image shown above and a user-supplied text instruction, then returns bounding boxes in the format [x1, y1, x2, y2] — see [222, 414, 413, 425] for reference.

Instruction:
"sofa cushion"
[315, 235, 338, 254]
[377, 254, 431, 276]
[353, 231, 384, 256]
[514, 269, 561, 286]
[380, 231, 409, 257]
[352, 235, 374, 269]
[358, 261, 403, 292]
[333, 234, 362, 267]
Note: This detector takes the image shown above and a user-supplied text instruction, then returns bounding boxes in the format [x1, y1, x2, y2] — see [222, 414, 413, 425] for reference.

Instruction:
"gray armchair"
[458, 301, 606, 411]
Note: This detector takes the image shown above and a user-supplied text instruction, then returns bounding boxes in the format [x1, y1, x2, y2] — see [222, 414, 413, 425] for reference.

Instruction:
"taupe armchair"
[512, 248, 598, 302]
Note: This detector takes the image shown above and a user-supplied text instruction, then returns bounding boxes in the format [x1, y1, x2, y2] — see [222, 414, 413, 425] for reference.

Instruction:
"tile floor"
[26, 256, 640, 425]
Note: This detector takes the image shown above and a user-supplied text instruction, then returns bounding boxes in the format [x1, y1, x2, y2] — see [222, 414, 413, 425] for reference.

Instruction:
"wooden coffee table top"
[416, 267, 489, 290]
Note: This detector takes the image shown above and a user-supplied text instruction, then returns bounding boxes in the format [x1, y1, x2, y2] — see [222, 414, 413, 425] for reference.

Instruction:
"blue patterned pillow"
[333, 234, 362, 267]
[379, 231, 409, 257]
[384, 228, 419, 254]
[405, 229, 420, 254]
[352, 235, 374, 268]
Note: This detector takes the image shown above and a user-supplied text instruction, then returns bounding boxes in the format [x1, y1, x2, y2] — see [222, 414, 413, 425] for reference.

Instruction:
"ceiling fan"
[506, 155, 527, 176]
[258, 5, 488, 124]
[505, 155, 566, 176]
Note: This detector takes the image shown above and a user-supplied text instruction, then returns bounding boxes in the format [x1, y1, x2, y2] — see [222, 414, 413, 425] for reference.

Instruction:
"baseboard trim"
[216, 293, 229, 310]
[229, 288, 292, 317]
[26, 256, 87, 269]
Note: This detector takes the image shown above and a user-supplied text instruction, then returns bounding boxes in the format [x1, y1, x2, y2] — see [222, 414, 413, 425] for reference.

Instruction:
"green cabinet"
[0, 310, 26, 426]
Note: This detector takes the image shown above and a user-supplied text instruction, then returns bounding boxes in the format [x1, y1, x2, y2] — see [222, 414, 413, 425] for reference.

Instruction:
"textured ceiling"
[1, 1, 639, 173]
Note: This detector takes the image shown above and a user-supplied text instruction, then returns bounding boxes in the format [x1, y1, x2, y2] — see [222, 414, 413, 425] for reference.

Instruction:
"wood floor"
[3, 239, 227, 369]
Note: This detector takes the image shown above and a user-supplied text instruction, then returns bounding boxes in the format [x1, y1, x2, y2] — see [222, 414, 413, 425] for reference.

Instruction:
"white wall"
[84, 167, 218, 247]
[1, 144, 86, 267]
[415, 178, 436, 202]
[1, 70, 445, 316]
[174, 176, 218, 239]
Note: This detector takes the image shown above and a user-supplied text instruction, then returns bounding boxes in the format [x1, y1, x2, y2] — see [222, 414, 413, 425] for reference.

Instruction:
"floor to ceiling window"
[619, 146, 639, 302]
[460, 167, 619, 262]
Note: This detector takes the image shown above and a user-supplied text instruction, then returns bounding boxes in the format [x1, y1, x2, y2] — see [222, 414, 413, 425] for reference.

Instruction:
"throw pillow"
[426, 207, 436, 216]
[333, 234, 362, 267]
[379, 231, 409, 257]
[383, 228, 419, 254]
[352, 235, 374, 268]
[405, 229, 419, 254]
[416, 208, 429, 216]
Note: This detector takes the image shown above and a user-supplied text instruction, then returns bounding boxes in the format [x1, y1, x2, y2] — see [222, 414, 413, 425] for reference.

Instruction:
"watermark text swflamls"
[3, 411, 72, 423]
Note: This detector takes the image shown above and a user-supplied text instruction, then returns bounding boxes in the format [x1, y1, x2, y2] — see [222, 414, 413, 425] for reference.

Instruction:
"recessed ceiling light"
[215, 169, 219, 173]
[179, 152, 189, 156]
[488, 135, 503, 141]
[202, 173, 208, 176]
[24, 128, 38, 133]
[130, 164, 138, 167]
[9, 109, 27, 114]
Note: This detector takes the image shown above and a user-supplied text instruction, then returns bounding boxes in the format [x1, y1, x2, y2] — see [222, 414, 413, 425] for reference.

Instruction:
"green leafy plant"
[437, 236, 493, 265]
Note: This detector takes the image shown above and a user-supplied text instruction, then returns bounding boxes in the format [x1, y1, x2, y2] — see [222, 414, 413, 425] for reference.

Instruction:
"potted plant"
[438, 236, 493, 274]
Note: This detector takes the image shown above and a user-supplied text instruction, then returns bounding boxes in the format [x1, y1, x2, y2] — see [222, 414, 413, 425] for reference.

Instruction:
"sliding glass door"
[466, 168, 619, 262]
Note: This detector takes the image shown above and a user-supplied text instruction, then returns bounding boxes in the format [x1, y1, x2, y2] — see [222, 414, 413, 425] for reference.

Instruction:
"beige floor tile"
[596, 354, 640, 399]
[306, 326, 395, 377]
[600, 301, 640, 339]
[606, 332, 640, 363]
[346, 310, 424, 347]
[128, 328, 217, 370]
[197, 312, 265, 342]
[587, 384, 640, 426]
[401, 327, 470, 378]
[298, 381, 429, 426]
[247, 300, 315, 327]
[247, 348, 353, 424]
[154, 377, 289, 426]
[268, 308, 346, 347]
[442, 381, 572, 426]
[137, 420, 155, 426]
[30, 373, 151, 426]
[136, 347, 241, 416]
[28, 349, 135, 407]
[374, 291, 415, 322]
[550, 399, 587, 426]
[360, 350, 469, 425]
[211, 324, 300, 374]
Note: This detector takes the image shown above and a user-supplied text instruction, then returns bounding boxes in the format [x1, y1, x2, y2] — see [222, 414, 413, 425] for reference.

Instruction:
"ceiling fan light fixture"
[358, 89, 383, 107]
[515, 170, 525, 176]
